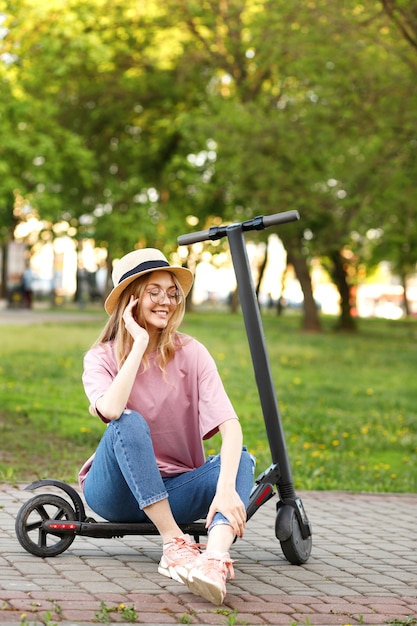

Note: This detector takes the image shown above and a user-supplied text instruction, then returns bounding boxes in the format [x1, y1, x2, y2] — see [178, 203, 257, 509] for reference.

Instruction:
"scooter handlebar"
[177, 210, 300, 246]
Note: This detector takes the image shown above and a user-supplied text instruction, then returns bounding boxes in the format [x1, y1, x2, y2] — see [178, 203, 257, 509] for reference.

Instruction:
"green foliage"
[0, 19, 95, 230]
[215, 607, 247, 626]
[2, 0, 417, 274]
[94, 600, 138, 623]
[0, 312, 416, 492]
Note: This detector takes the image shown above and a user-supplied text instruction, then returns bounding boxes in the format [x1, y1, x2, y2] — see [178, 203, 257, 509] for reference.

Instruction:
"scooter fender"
[275, 502, 295, 542]
[24, 479, 86, 522]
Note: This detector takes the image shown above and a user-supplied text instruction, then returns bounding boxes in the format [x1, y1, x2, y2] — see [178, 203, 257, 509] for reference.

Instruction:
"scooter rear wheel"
[15, 493, 76, 557]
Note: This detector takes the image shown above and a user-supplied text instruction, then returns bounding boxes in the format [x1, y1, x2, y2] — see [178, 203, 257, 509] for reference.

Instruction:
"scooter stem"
[227, 224, 295, 499]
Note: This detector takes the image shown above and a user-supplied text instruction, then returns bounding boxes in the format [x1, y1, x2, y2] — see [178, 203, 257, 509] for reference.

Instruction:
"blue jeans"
[84, 410, 256, 530]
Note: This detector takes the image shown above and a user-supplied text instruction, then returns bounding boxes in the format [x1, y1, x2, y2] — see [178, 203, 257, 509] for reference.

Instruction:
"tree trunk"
[104, 254, 114, 300]
[185, 280, 194, 312]
[330, 250, 357, 331]
[0, 244, 7, 300]
[286, 247, 321, 332]
[255, 241, 268, 301]
[229, 287, 239, 313]
[400, 272, 411, 317]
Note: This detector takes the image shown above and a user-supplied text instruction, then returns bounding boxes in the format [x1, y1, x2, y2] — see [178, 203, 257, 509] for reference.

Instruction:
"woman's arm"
[95, 296, 149, 421]
[205, 418, 247, 537]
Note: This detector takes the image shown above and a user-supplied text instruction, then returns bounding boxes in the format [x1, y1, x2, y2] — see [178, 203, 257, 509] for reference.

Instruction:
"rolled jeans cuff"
[140, 492, 169, 509]
[207, 512, 232, 534]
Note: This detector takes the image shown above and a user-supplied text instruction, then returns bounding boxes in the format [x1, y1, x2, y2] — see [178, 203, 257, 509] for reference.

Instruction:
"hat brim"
[104, 265, 194, 314]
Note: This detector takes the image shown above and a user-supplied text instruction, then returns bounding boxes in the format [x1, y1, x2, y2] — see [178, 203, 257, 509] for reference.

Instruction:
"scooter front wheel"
[15, 493, 76, 557]
[276, 504, 312, 565]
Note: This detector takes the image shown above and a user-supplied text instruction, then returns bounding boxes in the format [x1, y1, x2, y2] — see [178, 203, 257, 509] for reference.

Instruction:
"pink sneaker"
[158, 535, 201, 583]
[185, 551, 235, 605]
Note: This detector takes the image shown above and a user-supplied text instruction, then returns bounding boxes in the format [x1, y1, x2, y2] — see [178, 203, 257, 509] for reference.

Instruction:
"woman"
[79, 248, 255, 605]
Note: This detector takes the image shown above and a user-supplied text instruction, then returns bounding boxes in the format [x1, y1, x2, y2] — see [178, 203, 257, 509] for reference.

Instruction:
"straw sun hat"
[104, 248, 194, 314]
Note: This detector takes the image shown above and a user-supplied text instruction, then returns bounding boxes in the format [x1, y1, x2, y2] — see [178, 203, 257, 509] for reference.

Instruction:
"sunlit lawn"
[0, 309, 416, 493]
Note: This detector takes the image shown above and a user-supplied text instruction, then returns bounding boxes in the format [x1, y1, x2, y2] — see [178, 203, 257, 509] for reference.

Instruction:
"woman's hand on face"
[123, 296, 149, 345]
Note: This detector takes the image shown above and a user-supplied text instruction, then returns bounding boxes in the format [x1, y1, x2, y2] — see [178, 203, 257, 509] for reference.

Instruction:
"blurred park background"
[0, 1, 416, 491]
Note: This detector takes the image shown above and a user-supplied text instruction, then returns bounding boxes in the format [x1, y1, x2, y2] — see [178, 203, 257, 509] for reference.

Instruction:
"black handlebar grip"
[262, 210, 300, 227]
[177, 229, 212, 246]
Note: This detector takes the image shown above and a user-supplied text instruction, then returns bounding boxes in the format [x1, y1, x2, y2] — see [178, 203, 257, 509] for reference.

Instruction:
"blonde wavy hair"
[94, 272, 186, 373]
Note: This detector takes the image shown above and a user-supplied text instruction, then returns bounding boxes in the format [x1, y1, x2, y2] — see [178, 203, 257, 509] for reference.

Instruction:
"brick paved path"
[1, 484, 416, 625]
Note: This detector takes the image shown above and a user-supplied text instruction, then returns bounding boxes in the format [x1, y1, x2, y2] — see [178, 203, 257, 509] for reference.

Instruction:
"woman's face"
[140, 270, 179, 332]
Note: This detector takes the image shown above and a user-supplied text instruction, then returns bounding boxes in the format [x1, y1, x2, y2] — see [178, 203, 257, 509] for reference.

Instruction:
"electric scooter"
[15, 210, 312, 565]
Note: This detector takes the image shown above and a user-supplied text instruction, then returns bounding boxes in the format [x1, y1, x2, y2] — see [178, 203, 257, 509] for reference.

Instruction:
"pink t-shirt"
[79, 334, 238, 486]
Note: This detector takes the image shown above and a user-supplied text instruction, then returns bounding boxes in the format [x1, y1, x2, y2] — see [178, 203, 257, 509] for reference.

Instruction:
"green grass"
[0, 309, 416, 493]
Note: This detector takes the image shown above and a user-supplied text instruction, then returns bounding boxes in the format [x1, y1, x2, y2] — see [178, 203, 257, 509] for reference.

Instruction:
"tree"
[0, 59, 94, 295]
[161, 0, 417, 328]
[2, 0, 416, 322]
[380, 0, 417, 56]
[1, 0, 203, 260]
